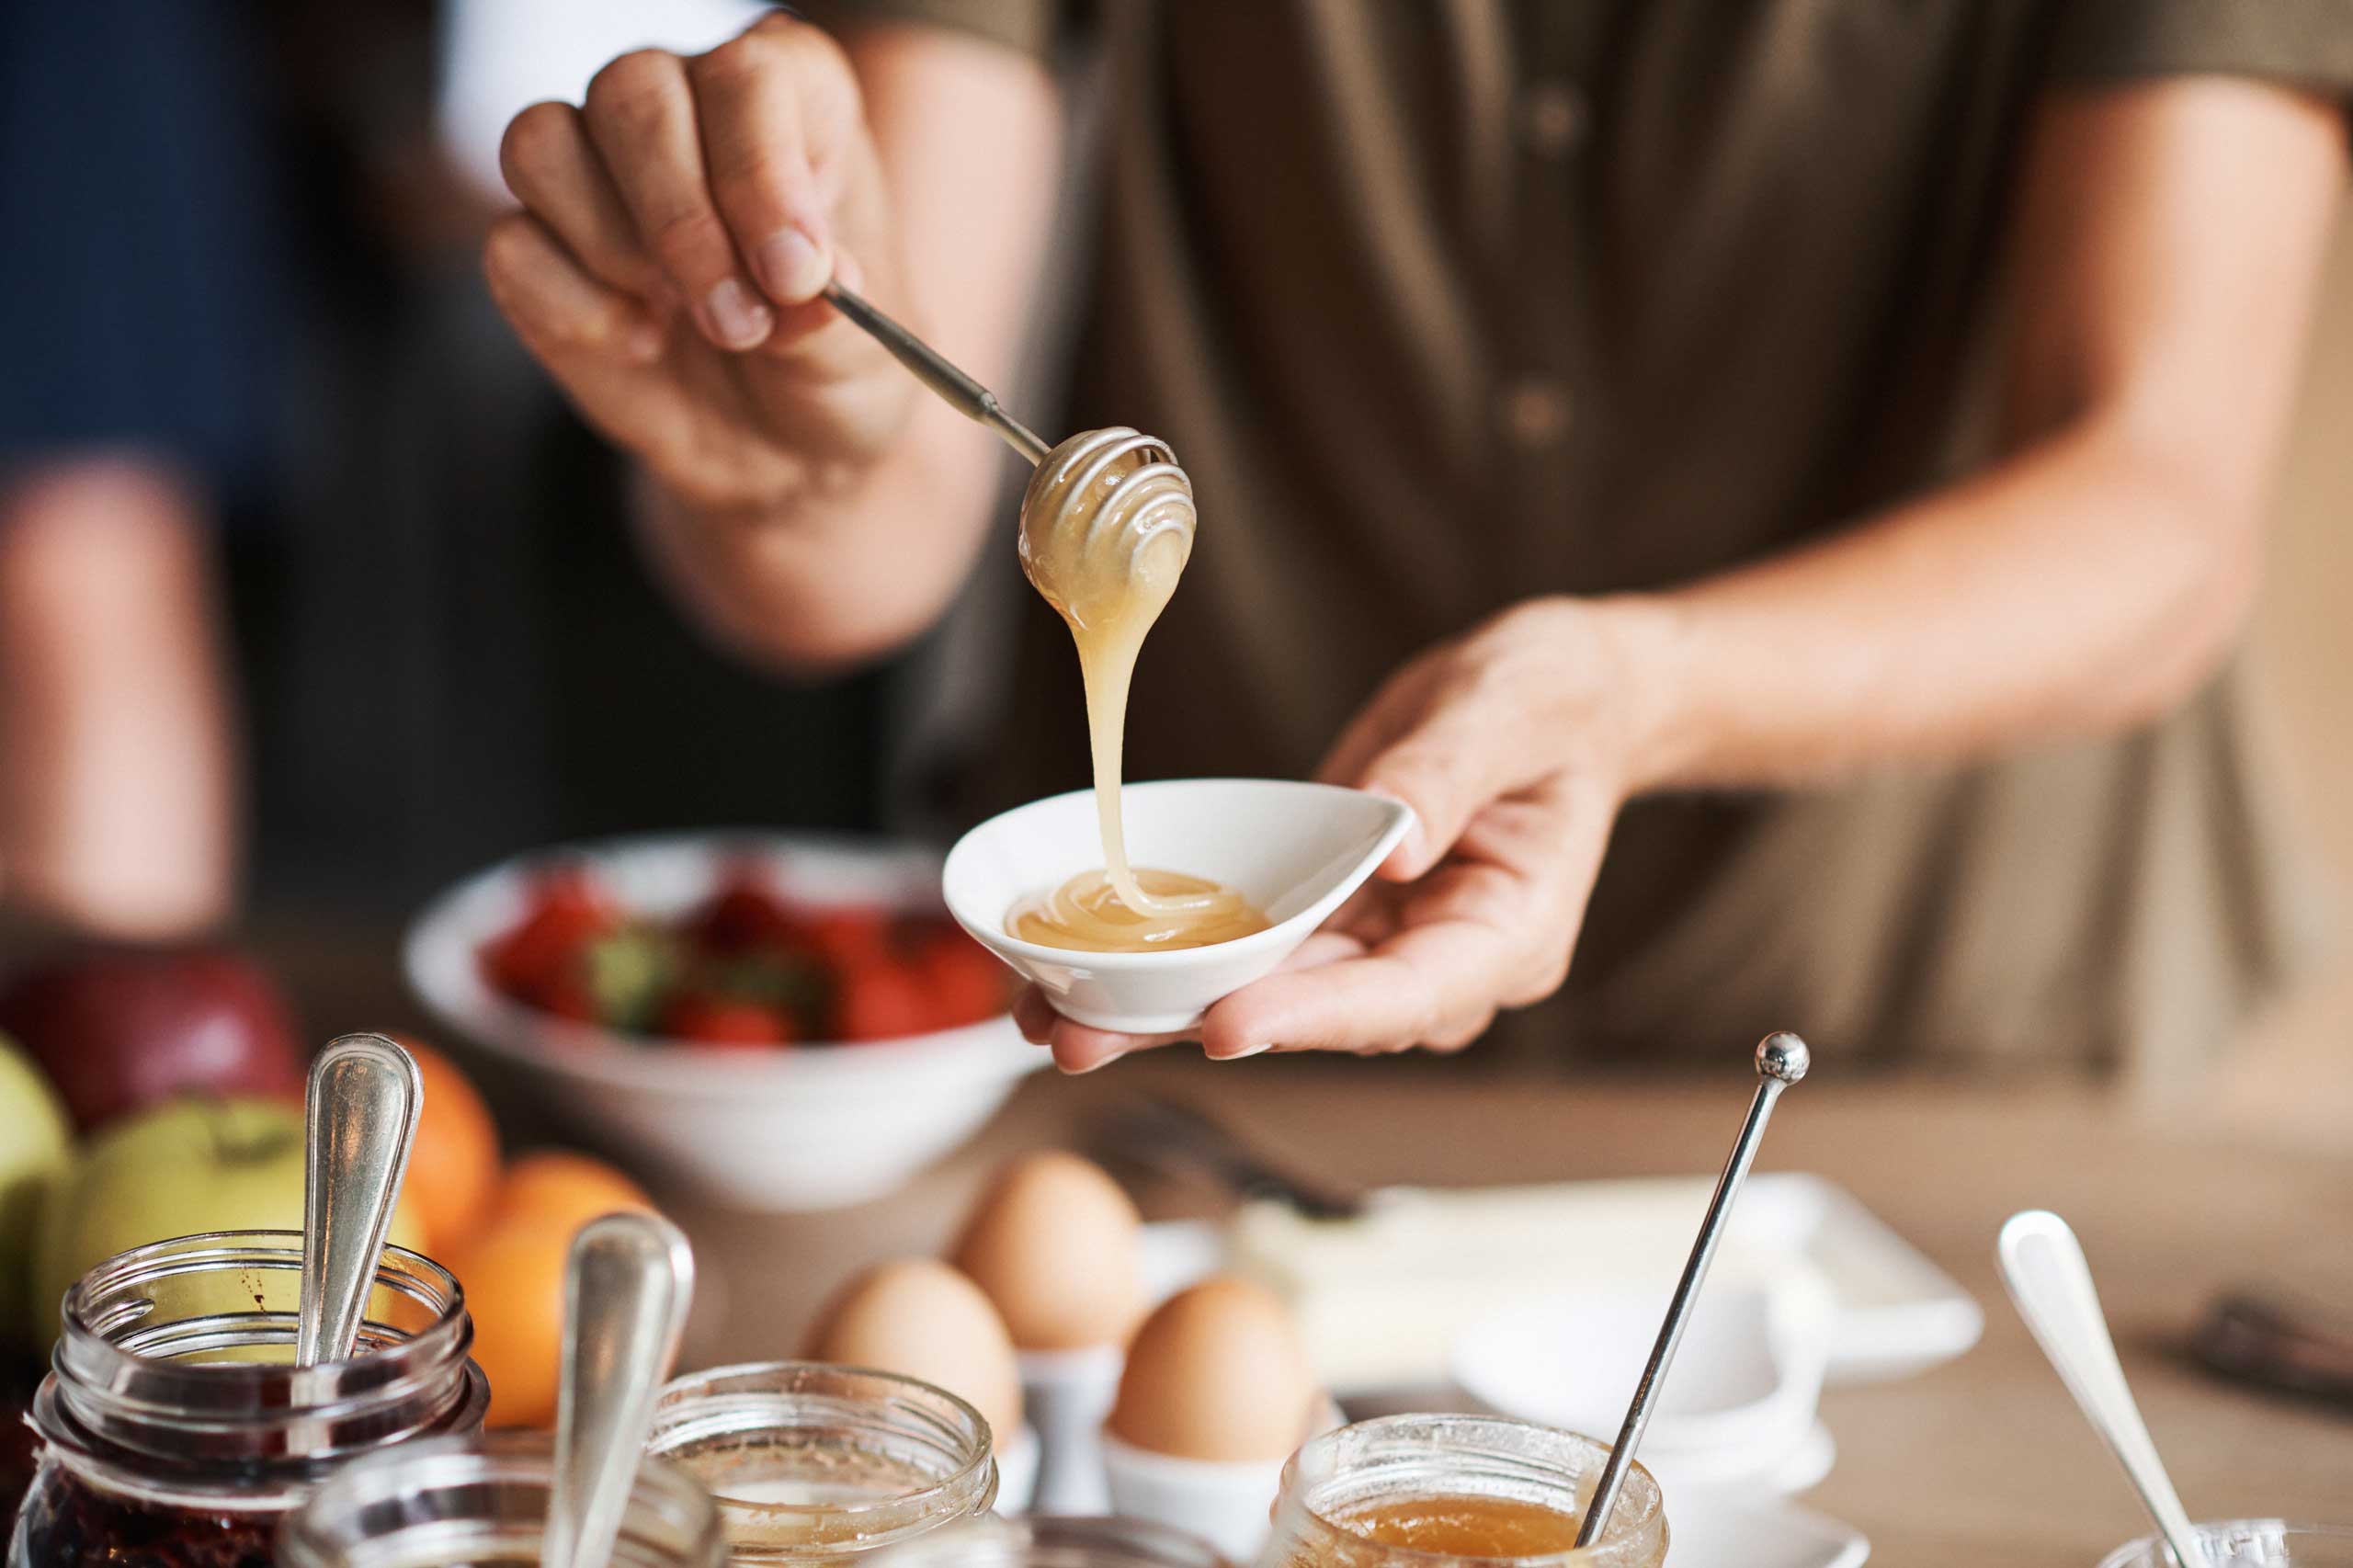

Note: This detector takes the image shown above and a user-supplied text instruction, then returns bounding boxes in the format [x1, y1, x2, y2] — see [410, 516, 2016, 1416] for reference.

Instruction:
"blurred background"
[0, 6, 2349, 1562]
[2, 0, 2345, 1108]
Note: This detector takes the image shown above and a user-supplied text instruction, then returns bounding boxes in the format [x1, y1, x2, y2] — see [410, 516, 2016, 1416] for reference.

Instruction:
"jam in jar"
[9, 1230, 487, 1568]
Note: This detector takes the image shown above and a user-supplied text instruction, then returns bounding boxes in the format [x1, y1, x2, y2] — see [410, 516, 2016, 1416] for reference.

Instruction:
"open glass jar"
[644, 1363, 996, 1563]
[10, 1230, 488, 1568]
[1257, 1415, 1667, 1568]
[277, 1432, 724, 1568]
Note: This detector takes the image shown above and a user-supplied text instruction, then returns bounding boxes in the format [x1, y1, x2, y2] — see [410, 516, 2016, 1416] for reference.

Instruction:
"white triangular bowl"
[941, 778, 1415, 1033]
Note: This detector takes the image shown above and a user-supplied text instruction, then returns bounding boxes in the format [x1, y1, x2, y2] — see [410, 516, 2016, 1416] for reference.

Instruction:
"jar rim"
[38, 1228, 485, 1495]
[2095, 1520, 2353, 1568]
[278, 1429, 725, 1568]
[59, 1228, 472, 1392]
[1279, 1414, 1665, 1567]
[647, 1360, 998, 1554]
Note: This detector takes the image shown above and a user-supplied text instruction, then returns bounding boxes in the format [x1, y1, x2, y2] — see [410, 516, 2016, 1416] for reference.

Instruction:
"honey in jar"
[1324, 1495, 1586, 1555]
[1256, 1415, 1666, 1568]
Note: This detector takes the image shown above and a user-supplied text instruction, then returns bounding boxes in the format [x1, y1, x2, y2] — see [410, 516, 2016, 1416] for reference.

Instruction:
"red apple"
[0, 950, 304, 1133]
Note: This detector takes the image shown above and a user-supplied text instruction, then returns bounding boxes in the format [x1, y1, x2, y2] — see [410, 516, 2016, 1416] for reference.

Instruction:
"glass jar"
[10, 1230, 488, 1568]
[1257, 1415, 1667, 1568]
[2096, 1521, 2353, 1568]
[870, 1516, 1233, 1568]
[644, 1362, 996, 1563]
[277, 1432, 724, 1568]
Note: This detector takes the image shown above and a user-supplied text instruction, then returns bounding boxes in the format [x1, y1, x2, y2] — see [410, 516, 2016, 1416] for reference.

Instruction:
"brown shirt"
[816, 0, 2353, 1074]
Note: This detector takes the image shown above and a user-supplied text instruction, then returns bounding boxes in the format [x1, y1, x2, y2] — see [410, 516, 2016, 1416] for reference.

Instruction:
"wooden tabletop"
[652, 1051, 2353, 1568]
[250, 920, 2349, 1564]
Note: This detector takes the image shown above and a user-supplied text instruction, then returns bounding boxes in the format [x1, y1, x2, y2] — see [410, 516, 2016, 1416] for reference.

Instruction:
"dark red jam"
[9, 1463, 278, 1568]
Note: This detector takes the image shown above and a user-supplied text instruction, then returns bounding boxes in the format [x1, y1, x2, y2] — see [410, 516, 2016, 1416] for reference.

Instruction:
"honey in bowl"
[1007, 428, 1269, 955]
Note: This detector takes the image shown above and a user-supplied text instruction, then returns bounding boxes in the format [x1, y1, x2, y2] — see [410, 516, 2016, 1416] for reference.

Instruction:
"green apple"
[0, 1032, 73, 1344]
[34, 1096, 426, 1346]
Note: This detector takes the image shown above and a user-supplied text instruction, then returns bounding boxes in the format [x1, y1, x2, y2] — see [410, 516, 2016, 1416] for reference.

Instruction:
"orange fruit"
[392, 1037, 502, 1256]
[443, 1218, 570, 1426]
[443, 1150, 654, 1427]
[493, 1150, 652, 1232]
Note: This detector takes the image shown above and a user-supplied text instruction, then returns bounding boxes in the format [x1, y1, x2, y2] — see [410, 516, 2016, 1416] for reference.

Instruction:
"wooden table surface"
[650, 1052, 2352, 1568]
[259, 924, 2349, 1565]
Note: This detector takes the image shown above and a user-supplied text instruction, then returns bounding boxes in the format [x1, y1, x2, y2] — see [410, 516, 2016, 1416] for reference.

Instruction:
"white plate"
[1667, 1492, 1870, 1568]
[1205, 1171, 1982, 1392]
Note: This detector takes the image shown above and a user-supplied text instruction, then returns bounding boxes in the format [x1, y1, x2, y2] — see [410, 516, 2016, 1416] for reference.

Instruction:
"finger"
[499, 101, 666, 302]
[1012, 987, 1058, 1045]
[1313, 655, 1444, 790]
[582, 49, 774, 351]
[1200, 916, 1512, 1056]
[689, 20, 848, 306]
[1355, 699, 1555, 881]
[1047, 1019, 1193, 1075]
[483, 212, 665, 368]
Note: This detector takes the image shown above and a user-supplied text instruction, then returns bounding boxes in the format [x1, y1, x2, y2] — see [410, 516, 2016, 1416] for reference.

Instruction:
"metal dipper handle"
[1576, 1031, 1811, 1547]
[823, 282, 1051, 464]
[297, 1034, 423, 1367]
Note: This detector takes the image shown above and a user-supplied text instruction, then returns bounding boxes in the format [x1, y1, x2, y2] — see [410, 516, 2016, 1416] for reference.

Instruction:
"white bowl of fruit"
[404, 833, 1042, 1211]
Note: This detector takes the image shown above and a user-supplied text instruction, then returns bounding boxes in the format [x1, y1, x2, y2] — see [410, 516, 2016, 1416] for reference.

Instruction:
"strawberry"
[917, 926, 1009, 1029]
[661, 994, 796, 1048]
[834, 959, 934, 1042]
[687, 866, 802, 956]
[480, 867, 622, 1006]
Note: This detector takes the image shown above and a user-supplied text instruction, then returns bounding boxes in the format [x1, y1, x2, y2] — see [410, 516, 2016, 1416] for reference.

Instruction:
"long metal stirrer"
[822, 282, 1052, 464]
[1576, 1031, 1812, 1547]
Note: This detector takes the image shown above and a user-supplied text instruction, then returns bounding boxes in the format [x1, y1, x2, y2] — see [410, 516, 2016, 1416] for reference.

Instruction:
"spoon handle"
[1576, 1031, 1810, 1547]
[544, 1212, 697, 1568]
[822, 282, 1052, 464]
[1997, 1211, 2207, 1568]
[297, 1034, 423, 1368]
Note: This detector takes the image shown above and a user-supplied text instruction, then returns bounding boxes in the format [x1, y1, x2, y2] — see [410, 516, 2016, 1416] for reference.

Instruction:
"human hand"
[1017, 598, 1658, 1071]
[482, 12, 912, 511]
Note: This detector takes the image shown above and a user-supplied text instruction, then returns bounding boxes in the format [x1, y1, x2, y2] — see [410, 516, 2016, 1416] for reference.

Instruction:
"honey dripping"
[1006, 429, 1268, 953]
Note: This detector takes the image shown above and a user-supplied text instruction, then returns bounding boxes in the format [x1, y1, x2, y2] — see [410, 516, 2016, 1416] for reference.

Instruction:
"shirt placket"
[1497, 0, 1605, 598]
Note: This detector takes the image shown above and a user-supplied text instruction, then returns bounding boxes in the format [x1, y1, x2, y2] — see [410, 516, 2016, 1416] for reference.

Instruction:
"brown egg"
[804, 1258, 1025, 1443]
[950, 1151, 1144, 1351]
[1108, 1276, 1317, 1463]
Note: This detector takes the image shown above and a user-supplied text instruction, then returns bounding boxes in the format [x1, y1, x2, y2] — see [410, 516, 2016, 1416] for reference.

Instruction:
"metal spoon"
[822, 282, 1051, 463]
[1998, 1210, 2208, 1568]
[543, 1212, 697, 1568]
[1576, 1031, 1810, 1547]
[297, 1033, 424, 1367]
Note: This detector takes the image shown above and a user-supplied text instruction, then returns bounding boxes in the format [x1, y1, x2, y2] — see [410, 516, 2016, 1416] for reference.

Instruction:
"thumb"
[1356, 714, 1534, 881]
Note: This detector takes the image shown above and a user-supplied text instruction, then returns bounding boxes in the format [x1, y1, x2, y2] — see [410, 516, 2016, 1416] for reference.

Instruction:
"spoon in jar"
[1576, 1031, 1810, 1548]
[297, 1033, 424, 1367]
[1998, 1210, 2209, 1568]
[543, 1212, 697, 1568]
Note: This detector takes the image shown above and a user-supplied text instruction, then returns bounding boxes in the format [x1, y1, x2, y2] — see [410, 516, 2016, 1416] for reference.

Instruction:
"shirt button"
[1499, 378, 1572, 449]
[1517, 82, 1589, 156]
